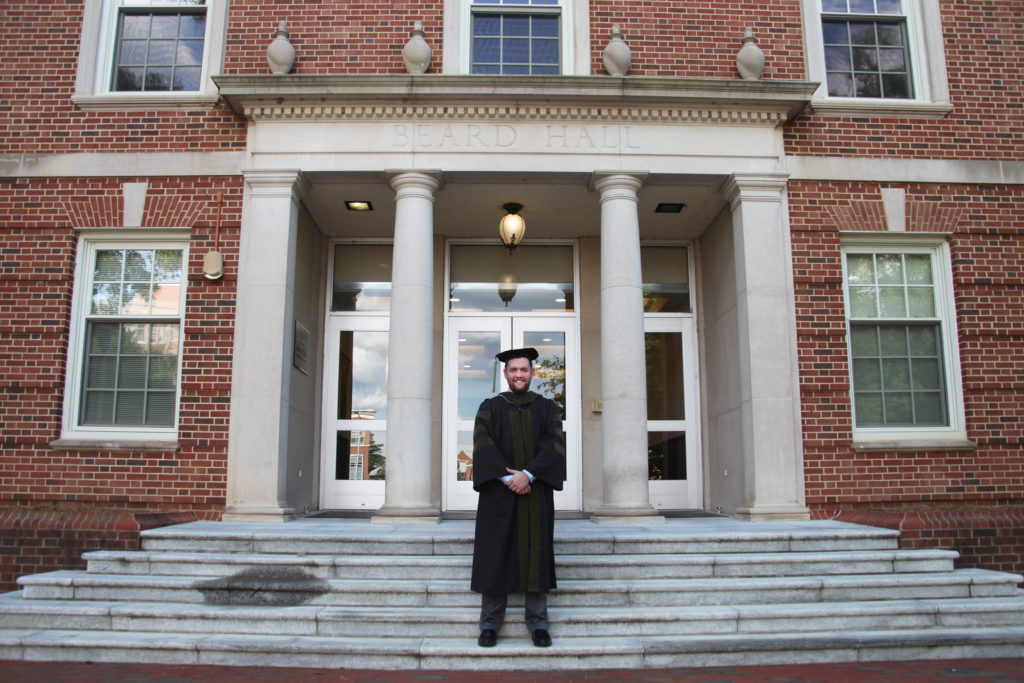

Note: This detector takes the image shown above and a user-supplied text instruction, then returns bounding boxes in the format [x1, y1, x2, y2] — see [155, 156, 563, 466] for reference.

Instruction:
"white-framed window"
[73, 0, 229, 111]
[801, 0, 951, 117]
[470, 0, 561, 75]
[60, 231, 189, 443]
[445, 0, 588, 75]
[841, 236, 966, 444]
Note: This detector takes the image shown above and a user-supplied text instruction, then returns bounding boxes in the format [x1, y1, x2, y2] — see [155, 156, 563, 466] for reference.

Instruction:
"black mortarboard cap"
[495, 347, 539, 363]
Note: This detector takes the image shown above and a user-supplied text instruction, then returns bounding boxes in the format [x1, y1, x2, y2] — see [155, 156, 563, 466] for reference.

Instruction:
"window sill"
[72, 92, 220, 112]
[51, 438, 180, 453]
[851, 439, 976, 453]
[810, 98, 953, 119]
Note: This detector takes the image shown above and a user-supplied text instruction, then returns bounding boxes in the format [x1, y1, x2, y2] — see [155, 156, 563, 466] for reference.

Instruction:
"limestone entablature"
[214, 74, 817, 125]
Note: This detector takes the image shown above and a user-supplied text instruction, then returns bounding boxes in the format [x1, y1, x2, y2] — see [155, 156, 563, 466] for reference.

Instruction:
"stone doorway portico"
[215, 75, 816, 524]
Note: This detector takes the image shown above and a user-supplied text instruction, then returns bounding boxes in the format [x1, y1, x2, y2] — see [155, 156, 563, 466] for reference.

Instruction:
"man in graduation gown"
[471, 347, 566, 648]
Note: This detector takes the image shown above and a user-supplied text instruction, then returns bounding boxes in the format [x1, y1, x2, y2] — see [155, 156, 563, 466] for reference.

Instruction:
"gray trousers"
[479, 592, 549, 632]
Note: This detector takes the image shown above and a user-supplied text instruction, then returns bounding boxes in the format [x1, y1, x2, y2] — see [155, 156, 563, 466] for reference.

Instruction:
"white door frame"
[319, 314, 390, 510]
[442, 315, 582, 511]
[645, 315, 702, 509]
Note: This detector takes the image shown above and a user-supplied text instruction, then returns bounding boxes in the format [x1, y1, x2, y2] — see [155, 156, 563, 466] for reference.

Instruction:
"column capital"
[242, 169, 309, 201]
[590, 172, 647, 200]
[721, 172, 789, 210]
[385, 170, 443, 199]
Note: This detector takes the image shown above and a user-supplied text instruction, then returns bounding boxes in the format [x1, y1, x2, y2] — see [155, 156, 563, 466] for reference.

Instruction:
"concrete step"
[2, 593, 1023, 639]
[1, 626, 1022, 670]
[1, 519, 1022, 670]
[17, 568, 1019, 607]
[138, 518, 900, 556]
[81, 548, 957, 580]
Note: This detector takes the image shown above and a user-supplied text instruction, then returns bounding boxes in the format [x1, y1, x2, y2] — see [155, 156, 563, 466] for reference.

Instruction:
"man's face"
[503, 357, 534, 394]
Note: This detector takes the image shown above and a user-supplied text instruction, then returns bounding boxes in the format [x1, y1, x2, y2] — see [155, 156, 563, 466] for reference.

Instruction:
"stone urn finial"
[266, 20, 296, 75]
[403, 21, 432, 75]
[735, 27, 764, 81]
[602, 24, 631, 77]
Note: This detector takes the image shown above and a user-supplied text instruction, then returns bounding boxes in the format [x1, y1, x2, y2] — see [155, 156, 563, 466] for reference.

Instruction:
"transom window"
[112, 0, 207, 92]
[471, 0, 561, 74]
[822, 0, 912, 98]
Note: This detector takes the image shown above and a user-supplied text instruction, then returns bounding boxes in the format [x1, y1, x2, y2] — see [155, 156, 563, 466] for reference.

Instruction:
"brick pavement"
[0, 659, 1022, 682]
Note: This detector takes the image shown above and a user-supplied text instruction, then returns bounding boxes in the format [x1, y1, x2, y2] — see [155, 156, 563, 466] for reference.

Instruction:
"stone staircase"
[1, 517, 1022, 670]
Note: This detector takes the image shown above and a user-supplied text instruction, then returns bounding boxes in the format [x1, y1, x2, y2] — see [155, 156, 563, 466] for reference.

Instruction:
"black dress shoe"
[478, 629, 497, 647]
[531, 628, 552, 647]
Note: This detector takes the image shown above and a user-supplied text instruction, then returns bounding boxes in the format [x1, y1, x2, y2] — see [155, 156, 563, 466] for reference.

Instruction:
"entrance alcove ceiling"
[302, 171, 728, 241]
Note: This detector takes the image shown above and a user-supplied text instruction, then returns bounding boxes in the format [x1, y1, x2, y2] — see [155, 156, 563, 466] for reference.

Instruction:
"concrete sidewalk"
[1, 659, 1022, 682]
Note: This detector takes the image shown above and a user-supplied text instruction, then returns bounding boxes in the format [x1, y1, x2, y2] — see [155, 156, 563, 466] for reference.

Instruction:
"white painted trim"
[447, 0, 588, 75]
[60, 230, 191, 444]
[840, 235, 967, 444]
[800, 0, 950, 116]
[73, 0, 229, 111]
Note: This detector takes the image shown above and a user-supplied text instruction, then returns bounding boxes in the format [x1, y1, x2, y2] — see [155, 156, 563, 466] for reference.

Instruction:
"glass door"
[320, 315, 390, 510]
[443, 316, 580, 511]
[645, 316, 701, 508]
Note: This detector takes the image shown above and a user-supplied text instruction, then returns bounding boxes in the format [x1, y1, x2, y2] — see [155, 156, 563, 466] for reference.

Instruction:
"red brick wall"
[589, 0, 805, 79]
[811, 507, 1024, 576]
[0, 508, 215, 592]
[0, 177, 242, 563]
[785, 0, 1024, 160]
[791, 179, 1024, 573]
[223, 0, 446, 76]
[6, 1, 1021, 158]
[1, 1, 245, 155]
[3, 0, 1022, 583]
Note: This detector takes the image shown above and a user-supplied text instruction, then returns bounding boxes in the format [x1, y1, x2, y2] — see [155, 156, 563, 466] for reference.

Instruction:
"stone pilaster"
[224, 170, 308, 521]
[722, 173, 809, 521]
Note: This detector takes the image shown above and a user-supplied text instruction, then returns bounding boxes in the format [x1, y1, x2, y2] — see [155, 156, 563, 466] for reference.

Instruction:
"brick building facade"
[1, 0, 1021, 590]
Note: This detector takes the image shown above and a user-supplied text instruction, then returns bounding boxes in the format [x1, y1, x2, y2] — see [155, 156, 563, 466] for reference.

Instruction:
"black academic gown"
[470, 391, 566, 596]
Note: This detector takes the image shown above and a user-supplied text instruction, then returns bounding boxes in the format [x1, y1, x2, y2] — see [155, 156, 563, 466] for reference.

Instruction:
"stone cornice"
[213, 74, 817, 124]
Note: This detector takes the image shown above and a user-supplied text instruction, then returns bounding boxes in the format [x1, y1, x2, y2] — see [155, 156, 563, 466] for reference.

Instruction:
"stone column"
[722, 173, 809, 521]
[223, 170, 307, 521]
[373, 171, 443, 524]
[591, 173, 662, 524]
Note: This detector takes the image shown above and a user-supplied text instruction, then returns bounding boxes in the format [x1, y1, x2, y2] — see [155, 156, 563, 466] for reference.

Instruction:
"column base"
[733, 504, 811, 522]
[371, 506, 442, 525]
[222, 503, 297, 522]
[590, 504, 665, 525]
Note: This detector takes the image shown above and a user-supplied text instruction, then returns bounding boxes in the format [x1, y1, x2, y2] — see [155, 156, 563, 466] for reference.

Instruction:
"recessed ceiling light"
[345, 201, 373, 211]
[655, 203, 686, 213]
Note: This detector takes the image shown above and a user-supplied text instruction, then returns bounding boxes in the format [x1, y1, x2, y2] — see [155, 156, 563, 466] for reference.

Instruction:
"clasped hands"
[505, 467, 532, 495]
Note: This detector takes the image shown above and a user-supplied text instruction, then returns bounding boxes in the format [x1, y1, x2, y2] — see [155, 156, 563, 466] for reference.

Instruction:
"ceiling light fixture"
[499, 202, 525, 253]
[655, 202, 686, 213]
[345, 201, 373, 211]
